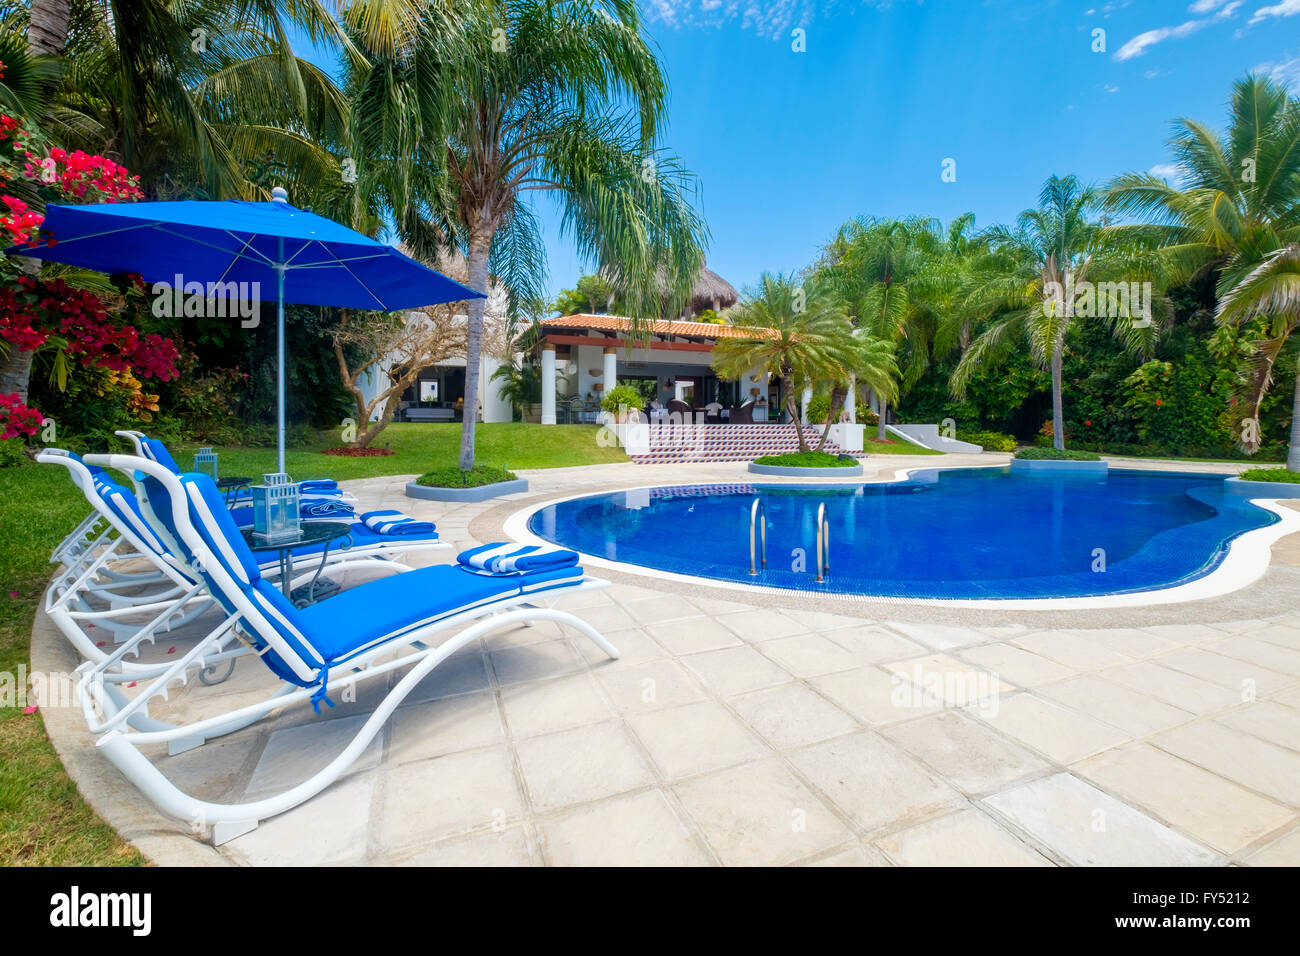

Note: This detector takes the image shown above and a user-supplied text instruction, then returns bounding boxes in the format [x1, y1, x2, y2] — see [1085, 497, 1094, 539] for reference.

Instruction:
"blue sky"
[292, 1, 1300, 302]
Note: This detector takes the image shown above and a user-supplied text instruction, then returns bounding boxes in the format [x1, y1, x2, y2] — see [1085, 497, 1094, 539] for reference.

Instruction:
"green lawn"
[191, 423, 627, 480]
[864, 438, 944, 455]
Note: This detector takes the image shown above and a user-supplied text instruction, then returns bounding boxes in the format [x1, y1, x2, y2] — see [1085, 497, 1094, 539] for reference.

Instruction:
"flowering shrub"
[0, 114, 143, 247]
[0, 392, 42, 439]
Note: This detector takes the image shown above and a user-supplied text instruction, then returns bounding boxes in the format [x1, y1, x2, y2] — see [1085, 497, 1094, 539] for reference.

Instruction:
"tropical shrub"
[1014, 447, 1100, 461]
[602, 383, 646, 414]
[416, 465, 518, 488]
[1239, 468, 1300, 484]
[754, 450, 856, 467]
[957, 429, 1017, 452]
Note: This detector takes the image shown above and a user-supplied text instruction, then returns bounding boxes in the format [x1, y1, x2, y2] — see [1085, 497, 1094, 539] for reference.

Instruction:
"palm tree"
[1216, 244, 1300, 470]
[953, 175, 1163, 449]
[361, 1, 707, 471]
[711, 273, 856, 453]
[1105, 73, 1300, 448]
[812, 331, 898, 451]
[819, 216, 944, 440]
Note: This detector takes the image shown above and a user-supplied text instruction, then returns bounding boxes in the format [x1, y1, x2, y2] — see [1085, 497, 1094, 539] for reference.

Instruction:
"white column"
[541, 344, 557, 425]
[847, 374, 856, 423]
[801, 386, 813, 425]
[603, 346, 617, 404]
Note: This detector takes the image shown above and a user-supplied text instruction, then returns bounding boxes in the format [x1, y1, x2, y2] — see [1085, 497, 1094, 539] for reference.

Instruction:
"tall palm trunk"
[27, 0, 70, 55]
[1288, 365, 1300, 473]
[877, 398, 888, 441]
[460, 227, 492, 471]
[815, 385, 848, 452]
[1050, 344, 1065, 451]
[781, 374, 807, 452]
[1, 2, 70, 403]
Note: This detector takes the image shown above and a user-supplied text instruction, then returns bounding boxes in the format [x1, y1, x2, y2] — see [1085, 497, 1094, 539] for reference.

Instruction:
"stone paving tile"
[876, 808, 1052, 867]
[377, 746, 524, 851]
[566, 602, 641, 633]
[800, 842, 892, 866]
[389, 690, 504, 763]
[1274, 686, 1300, 710]
[1140, 624, 1233, 645]
[729, 682, 859, 750]
[391, 825, 536, 866]
[1075, 745, 1293, 856]
[976, 693, 1129, 764]
[1011, 631, 1135, 670]
[616, 596, 704, 625]
[957, 643, 1077, 688]
[1151, 720, 1300, 807]
[573, 626, 668, 666]
[226, 772, 375, 866]
[595, 658, 708, 714]
[645, 616, 744, 655]
[822, 625, 926, 663]
[673, 758, 854, 866]
[488, 639, 588, 685]
[1155, 646, 1294, 696]
[1248, 622, 1300, 650]
[628, 700, 767, 779]
[811, 665, 942, 725]
[759, 633, 868, 677]
[515, 721, 656, 812]
[1035, 675, 1194, 738]
[884, 653, 1015, 707]
[1086, 627, 1180, 658]
[498, 673, 616, 738]
[886, 621, 987, 651]
[983, 773, 1220, 866]
[244, 714, 385, 798]
[880, 710, 1049, 795]
[1243, 826, 1300, 866]
[1216, 702, 1300, 753]
[538, 789, 711, 866]
[1102, 661, 1241, 714]
[680, 644, 793, 697]
[1209, 636, 1300, 677]
[718, 609, 812, 642]
[787, 730, 962, 833]
[401, 652, 486, 705]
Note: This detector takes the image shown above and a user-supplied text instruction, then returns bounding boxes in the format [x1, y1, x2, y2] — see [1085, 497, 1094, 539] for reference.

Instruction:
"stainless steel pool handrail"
[748, 498, 767, 575]
[815, 502, 830, 583]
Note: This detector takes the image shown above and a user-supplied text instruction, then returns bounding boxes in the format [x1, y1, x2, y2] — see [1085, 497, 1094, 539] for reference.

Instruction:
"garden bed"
[406, 465, 528, 502]
[750, 450, 863, 477]
[322, 446, 395, 457]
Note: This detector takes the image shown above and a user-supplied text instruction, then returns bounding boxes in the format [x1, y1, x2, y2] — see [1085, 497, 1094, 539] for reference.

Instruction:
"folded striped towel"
[302, 498, 354, 518]
[299, 478, 340, 493]
[360, 509, 436, 536]
[457, 542, 580, 574]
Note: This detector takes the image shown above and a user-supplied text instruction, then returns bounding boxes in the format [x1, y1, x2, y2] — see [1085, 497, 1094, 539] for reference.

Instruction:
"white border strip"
[502, 466, 1300, 611]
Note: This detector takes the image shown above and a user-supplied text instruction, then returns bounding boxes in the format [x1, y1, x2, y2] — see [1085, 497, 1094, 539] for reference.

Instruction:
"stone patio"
[32, 453, 1300, 866]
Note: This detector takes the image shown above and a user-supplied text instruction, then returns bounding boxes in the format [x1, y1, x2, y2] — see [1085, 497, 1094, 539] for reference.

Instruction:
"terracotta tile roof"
[540, 313, 768, 340]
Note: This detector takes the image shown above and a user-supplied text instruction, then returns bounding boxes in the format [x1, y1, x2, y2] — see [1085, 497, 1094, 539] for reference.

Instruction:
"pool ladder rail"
[748, 498, 831, 583]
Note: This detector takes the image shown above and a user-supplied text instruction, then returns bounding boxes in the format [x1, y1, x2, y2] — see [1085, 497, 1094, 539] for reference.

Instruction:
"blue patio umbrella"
[5, 188, 484, 471]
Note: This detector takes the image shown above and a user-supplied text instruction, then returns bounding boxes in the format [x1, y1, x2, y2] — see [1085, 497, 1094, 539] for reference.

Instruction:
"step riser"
[629, 424, 860, 464]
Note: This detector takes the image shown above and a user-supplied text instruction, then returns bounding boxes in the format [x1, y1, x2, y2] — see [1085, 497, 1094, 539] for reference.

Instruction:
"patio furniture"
[730, 401, 755, 424]
[74, 454, 617, 844]
[666, 399, 693, 419]
[38, 449, 446, 677]
[404, 406, 455, 422]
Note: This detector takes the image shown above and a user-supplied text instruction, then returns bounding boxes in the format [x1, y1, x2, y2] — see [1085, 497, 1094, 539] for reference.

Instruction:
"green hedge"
[416, 465, 519, 488]
[753, 450, 857, 468]
[1239, 467, 1300, 484]
[957, 429, 1017, 452]
[1013, 447, 1101, 461]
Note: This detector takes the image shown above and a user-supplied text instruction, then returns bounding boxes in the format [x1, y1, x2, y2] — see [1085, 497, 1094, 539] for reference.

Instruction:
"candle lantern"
[251, 473, 301, 543]
[193, 447, 219, 481]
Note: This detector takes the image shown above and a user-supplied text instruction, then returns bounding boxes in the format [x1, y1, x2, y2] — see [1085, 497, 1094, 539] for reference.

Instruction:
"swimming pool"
[524, 467, 1283, 601]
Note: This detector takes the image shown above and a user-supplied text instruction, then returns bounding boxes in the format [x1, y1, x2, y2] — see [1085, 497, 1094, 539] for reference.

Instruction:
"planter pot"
[522, 403, 543, 424]
[1010, 458, 1108, 476]
[405, 478, 530, 503]
[1224, 476, 1300, 499]
[748, 462, 863, 478]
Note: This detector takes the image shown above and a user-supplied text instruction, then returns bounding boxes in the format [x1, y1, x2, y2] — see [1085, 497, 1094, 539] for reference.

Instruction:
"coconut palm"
[953, 175, 1164, 450]
[819, 216, 945, 439]
[1216, 244, 1300, 470]
[812, 331, 898, 452]
[1104, 73, 1300, 449]
[711, 273, 857, 453]
[370, 0, 708, 471]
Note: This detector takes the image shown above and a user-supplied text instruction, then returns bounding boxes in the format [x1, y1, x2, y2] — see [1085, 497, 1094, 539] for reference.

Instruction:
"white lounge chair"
[75, 454, 618, 843]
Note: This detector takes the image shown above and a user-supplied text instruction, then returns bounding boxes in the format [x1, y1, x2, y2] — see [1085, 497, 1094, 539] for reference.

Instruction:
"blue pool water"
[527, 468, 1279, 599]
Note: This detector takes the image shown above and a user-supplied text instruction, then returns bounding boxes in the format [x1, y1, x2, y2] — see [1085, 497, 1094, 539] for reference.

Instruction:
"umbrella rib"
[310, 239, 388, 310]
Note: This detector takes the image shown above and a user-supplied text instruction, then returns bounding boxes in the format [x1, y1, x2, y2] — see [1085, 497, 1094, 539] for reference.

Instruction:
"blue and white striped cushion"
[457, 542, 579, 574]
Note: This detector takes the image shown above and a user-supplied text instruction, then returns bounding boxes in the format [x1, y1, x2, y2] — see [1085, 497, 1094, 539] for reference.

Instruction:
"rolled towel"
[457, 542, 579, 574]
[360, 509, 437, 536]
[299, 478, 340, 492]
[302, 498, 355, 518]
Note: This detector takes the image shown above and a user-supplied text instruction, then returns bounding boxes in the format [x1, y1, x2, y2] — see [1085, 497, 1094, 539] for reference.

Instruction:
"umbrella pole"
[276, 241, 286, 474]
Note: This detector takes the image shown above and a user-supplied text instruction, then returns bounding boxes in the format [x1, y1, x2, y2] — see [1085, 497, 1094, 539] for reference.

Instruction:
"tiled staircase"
[629, 423, 861, 465]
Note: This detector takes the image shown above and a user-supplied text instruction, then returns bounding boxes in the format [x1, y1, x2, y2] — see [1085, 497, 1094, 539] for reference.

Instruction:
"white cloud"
[1249, 0, 1300, 25]
[640, 0, 890, 39]
[1104, 83, 1120, 92]
[1256, 52, 1300, 87]
[1113, 1, 1241, 60]
[1150, 163, 1184, 182]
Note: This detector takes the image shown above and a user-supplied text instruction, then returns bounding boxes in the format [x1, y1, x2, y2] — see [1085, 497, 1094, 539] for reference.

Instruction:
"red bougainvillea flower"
[0, 392, 43, 439]
[1084, 420, 1092, 426]
[1154, 399, 1162, 406]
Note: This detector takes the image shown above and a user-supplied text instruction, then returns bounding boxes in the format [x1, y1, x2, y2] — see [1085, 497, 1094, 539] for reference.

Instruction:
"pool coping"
[503, 463, 1300, 611]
